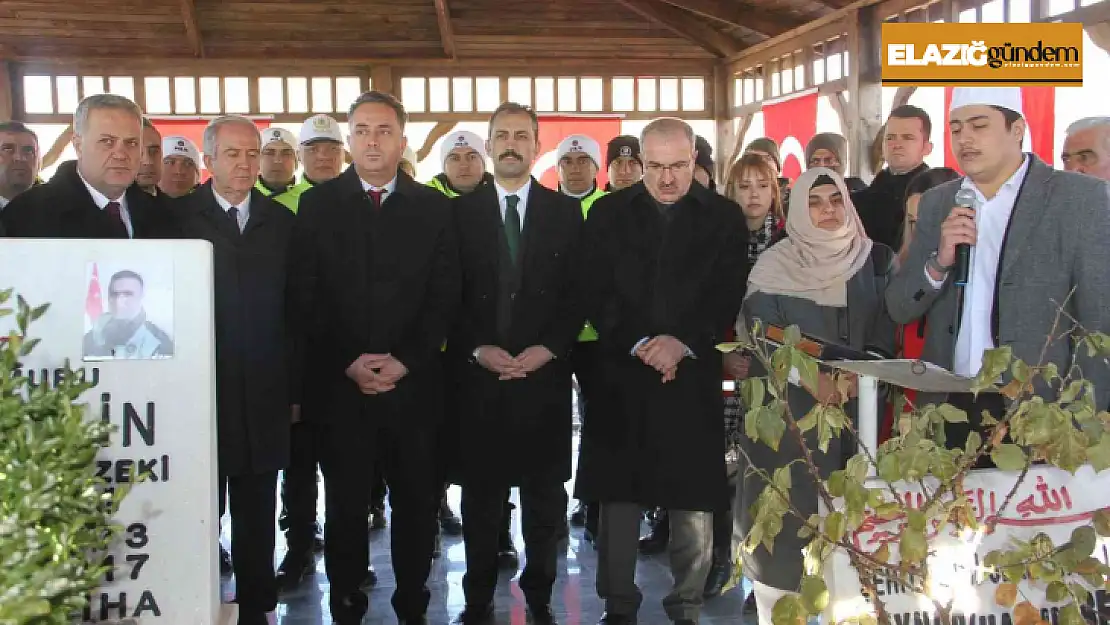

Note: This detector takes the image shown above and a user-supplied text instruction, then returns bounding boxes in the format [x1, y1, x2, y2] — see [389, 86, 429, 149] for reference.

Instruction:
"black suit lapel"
[520, 180, 548, 279]
[242, 188, 270, 236]
[998, 156, 1046, 279]
[195, 184, 242, 241]
[56, 162, 124, 238]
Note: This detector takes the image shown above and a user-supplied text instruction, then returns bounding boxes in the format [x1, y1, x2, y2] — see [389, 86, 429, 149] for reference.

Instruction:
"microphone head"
[954, 188, 977, 209]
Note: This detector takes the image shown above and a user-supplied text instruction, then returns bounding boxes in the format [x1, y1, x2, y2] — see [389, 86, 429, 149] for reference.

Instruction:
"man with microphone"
[886, 87, 1110, 454]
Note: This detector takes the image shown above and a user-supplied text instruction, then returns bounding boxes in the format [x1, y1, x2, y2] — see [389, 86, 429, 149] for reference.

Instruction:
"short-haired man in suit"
[887, 87, 1110, 452]
[0, 121, 41, 210]
[575, 118, 749, 625]
[168, 114, 298, 625]
[1, 94, 176, 238]
[448, 103, 584, 625]
[136, 118, 163, 197]
[290, 91, 459, 625]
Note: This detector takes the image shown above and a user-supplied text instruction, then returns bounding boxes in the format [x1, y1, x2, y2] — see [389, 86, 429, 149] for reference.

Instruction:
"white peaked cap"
[261, 127, 297, 150]
[440, 130, 486, 165]
[556, 134, 602, 168]
[161, 135, 200, 166]
[949, 87, 1024, 117]
[299, 114, 344, 144]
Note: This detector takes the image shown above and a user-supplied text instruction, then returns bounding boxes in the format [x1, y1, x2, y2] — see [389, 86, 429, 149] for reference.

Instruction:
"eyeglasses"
[645, 161, 691, 175]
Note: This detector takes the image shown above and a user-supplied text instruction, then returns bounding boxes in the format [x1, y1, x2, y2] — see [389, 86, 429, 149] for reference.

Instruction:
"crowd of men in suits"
[2, 86, 1110, 625]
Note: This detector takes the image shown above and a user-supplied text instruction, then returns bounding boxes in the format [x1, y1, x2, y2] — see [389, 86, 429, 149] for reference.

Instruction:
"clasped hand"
[476, 345, 555, 380]
[346, 353, 408, 395]
[636, 335, 687, 383]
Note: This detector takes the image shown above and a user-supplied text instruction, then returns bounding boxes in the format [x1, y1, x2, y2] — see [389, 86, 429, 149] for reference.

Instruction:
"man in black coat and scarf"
[575, 118, 749, 625]
[851, 104, 933, 250]
[169, 115, 298, 625]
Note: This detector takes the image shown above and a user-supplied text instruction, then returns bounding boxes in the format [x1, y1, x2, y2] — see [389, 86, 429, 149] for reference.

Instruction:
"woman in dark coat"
[736, 167, 896, 621]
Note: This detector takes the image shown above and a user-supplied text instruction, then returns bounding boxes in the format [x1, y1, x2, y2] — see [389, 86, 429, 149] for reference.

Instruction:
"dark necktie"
[504, 194, 521, 264]
[105, 201, 125, 233]
[367, 188, 384, 210]
[228, 206, 240, 234]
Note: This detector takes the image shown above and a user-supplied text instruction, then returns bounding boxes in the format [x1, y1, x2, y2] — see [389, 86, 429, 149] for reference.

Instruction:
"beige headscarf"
[745, 167, 872, 307]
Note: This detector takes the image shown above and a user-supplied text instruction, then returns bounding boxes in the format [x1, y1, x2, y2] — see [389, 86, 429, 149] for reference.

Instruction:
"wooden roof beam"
[658, 0, 804, 37]
[613, 0, 742, 58]
[180, 0, 204, 58]
[433, 0, 457, 59]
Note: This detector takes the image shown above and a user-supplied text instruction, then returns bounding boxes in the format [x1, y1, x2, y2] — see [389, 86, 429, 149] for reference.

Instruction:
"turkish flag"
[760, 90, 819, 183]
[86, 263, 103, 323]
[148, 117, 272, 183]
[533, 115, 622, 191]
[943, 87, 1056, 171]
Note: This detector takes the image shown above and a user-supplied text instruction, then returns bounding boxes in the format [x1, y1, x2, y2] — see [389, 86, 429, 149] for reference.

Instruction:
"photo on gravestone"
[82, 259, 175, 362]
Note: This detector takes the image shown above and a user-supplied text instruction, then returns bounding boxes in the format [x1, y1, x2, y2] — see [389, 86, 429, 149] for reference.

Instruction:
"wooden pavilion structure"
[2, 0, 1110, 181]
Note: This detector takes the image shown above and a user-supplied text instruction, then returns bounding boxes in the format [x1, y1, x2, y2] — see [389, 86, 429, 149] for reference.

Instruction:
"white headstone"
[0, 239, 219, 624]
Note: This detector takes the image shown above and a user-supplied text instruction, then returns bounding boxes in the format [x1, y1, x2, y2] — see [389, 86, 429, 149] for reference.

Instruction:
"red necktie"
[367, 188, 384, 210]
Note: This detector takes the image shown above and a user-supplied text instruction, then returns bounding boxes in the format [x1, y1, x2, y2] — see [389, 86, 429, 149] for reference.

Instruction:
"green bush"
[0, 289, 131, 624]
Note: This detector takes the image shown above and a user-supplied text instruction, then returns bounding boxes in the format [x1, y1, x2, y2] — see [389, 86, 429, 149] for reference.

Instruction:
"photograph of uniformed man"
[83, 269, 174, 360]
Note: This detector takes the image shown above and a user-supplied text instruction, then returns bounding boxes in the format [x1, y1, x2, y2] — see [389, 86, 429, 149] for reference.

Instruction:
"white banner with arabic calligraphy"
[823, 465, 1110, 625]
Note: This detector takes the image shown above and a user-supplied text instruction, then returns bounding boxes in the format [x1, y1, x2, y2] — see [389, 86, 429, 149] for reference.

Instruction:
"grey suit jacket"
[885, 155, 1110, 409]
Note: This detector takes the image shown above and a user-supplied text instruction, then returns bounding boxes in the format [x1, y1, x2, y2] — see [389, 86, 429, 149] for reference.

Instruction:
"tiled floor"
[221, 419, 753, 624]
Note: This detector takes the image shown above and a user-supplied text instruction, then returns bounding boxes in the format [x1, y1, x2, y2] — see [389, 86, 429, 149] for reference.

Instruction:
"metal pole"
[858, 374, 880, 477]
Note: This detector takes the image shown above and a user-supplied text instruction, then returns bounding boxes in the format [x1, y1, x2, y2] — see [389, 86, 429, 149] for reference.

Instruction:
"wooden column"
[371, 65, 395, 96]
[0, 61, 13, 121]
[712, 63, 736, 185]
[846, 4, 883, 182]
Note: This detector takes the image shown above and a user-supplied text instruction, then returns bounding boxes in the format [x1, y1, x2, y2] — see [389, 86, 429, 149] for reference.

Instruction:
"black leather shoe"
[529, 604, 558, 624]
[275, 551, 314, 593]
[569, 501, 587, 527]
[312, 521, 325, 552]
[498, 509, 518, 570]
[440, 497, 464, 536]
[219, 545, 233, 576]
[433, 530, 443, 559]
[369, 504, 387, 530]
[598, 612, 637, 624]
[236, 610, 269, 625]
[359, 564, 378, 590]
[454, 604, 495, 624]
[673, 620, 696, 625]
[703, 557, 731, 598]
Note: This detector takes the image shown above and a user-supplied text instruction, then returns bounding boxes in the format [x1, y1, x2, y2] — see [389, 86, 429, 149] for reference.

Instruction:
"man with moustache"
[160, 135, 201, 198]
[428, 130, 493, 198]
[575, 118, 748, 625]
[136, 118, 163, 197]
[2, 94, 176, 239]
[0, 121, 40, 210]
[604, 136, 643, 192]
[1061, 117, 1110, 181]
[448, 103, 584, 625]
[168, 115, 297, 625]
[887, 87, 1110, 455]
[275, 112, 353, 592]
[255, 127, 302, 211]
[290, 90, 459, 625]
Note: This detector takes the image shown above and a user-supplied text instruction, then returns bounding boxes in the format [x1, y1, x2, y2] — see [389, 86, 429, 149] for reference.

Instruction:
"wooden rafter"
[417, 121, 459, 162]
[613, 0, 742, 58]
[41, 125, 73, 170]
[432, 0, 457, 59]
[659, 0, 804, 37]
[180, 0, 204, 58]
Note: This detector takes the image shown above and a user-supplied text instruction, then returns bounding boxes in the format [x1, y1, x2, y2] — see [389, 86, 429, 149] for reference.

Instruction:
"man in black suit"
[447, 103, 583, 625]
[168, 115, 297, 625]
[575, 118, 749, 625]
[1, 94, 175, 239]
[290, 91, 459, 625]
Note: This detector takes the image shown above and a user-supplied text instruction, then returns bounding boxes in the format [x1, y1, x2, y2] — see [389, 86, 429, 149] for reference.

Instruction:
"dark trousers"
[218, 472, 279, 618]
[461, 477, 566, 608]
[279, 421, 319, 555]
[712, 460, 741, 561]
[318, 417, 441, 623]
[571, 340, 602, 526]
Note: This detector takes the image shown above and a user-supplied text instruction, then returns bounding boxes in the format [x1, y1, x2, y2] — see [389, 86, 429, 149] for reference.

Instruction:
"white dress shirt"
[79, 170, 133, 237]
[926, 155, 1030, 377]
[494, 178, 531, 225]
[359, 175, 398, 205]
[213, 189, 251, 233]
[0, 196, 9, 210]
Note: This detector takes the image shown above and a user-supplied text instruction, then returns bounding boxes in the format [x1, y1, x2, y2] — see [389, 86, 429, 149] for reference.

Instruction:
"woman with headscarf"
[735, 167, 897, 623]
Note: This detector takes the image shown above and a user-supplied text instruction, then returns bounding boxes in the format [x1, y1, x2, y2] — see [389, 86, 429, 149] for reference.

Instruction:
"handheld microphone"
[953, 188, 977, 287]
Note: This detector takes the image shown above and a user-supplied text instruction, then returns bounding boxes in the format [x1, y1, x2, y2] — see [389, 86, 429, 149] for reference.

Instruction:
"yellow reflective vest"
[254, 178, 314, 213]
[576, 186, 608, 342]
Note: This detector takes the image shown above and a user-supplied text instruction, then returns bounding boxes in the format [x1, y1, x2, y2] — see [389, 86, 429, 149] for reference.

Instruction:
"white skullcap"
[949, 87, 1024, 117]
[261, 127, 298, 150]
[161, 135, 200, 167]
[557, 134, 602, 168]
[440, 130, 486, 166]
[299, 114, 344, 145]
